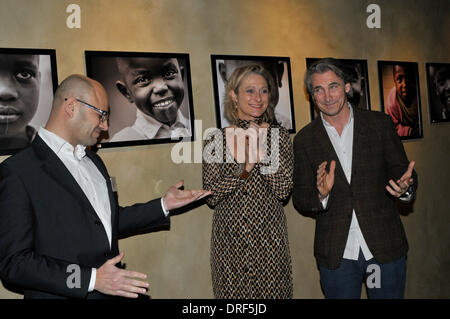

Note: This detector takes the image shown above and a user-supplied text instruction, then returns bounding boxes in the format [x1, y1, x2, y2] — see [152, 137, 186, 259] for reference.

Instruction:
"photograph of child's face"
[426, 63, 450, 123]
[379, 61, 422, 139]
[116, 57, 185, 126]
[0, 54, 40, 137]
[393, 64, 416, 105]
[433, 65, 450, 116]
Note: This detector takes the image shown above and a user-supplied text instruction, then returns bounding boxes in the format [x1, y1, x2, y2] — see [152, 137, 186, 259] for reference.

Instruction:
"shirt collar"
[134, 108, 189, 139]
[38, 127, 86, 161]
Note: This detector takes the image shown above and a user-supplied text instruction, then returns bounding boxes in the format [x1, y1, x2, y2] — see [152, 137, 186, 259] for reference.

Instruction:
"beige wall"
[0, 0, 449, 298]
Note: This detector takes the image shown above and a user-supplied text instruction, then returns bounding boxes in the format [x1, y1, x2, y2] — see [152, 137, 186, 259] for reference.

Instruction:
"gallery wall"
[0, 0, 449, 298]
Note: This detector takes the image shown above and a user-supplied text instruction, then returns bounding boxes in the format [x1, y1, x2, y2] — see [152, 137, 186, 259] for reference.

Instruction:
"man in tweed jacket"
[293, 58, 417, 299]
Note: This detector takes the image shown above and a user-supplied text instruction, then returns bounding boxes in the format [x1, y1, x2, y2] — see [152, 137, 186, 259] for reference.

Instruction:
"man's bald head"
[53, 74, 107, 110]
[45, 74, 109, 147]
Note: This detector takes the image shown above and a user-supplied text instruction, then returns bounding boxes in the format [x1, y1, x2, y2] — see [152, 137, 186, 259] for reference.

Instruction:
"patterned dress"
[202, 119, 294, 298]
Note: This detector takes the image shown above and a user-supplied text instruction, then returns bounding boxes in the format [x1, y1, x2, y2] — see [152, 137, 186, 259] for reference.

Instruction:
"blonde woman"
[203, 64, 293, 298]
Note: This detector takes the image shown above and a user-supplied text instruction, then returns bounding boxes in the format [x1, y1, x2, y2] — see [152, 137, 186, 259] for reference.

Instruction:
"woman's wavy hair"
[224, 64, 277, 125]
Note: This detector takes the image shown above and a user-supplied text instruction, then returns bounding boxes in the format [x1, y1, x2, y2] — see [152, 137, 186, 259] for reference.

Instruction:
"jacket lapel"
[85, 150, 117, 235]
[350, 108, 368, 187]
[32, 136, 106, 222]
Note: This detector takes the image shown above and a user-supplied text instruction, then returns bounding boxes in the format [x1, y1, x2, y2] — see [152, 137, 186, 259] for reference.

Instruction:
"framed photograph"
[426, 63, 450, 123]
[85, 51, 195, 149]
[378, 61, 423, 140]
[211, 55, 296, 133]
[0, 48, 58, 155]
[305, 58, 371, 121]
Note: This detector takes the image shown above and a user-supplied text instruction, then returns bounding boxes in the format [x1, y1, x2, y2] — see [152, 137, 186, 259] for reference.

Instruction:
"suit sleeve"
[381, 114, 418, 193]
[292, 134, 326, 218]
[117, 199, 170, 239]
[87, 150, 170, 239]
[0, 163, 92, 298]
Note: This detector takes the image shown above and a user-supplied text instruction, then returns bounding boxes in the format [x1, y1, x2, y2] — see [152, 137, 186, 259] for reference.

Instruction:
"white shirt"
[38, 128, 113, 246]
[320, 104, 373, 261]
[38, 127, 169, 293]
[110, 108, 191, 142]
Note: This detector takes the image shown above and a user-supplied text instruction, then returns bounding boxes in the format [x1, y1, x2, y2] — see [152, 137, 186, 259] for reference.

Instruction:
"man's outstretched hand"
[162, 180, 212, 211]
[386, 161, 415, 198]
[95, 252, 149, 298]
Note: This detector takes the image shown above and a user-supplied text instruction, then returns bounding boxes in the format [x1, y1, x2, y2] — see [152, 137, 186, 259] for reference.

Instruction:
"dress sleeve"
[202, 129, 244, 207]
[258, 127, 293, 201]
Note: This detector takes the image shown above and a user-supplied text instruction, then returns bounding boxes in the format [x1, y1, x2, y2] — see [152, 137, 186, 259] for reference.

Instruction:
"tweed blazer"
[292, 108, 417, 270]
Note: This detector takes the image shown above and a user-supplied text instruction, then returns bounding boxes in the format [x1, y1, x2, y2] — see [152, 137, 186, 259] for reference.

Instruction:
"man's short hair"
[304, 58, 348, 95]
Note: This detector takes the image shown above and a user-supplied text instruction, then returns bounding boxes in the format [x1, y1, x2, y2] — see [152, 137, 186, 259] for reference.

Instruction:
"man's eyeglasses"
[65, 98, 109, 123]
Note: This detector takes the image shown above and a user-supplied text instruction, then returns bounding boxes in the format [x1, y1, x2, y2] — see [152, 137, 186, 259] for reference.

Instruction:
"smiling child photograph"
[85, 51, 194, 147]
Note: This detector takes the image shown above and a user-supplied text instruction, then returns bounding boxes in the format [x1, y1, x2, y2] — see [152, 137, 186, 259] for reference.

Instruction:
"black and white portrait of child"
[0, 50, 55, 154]
[85, 52, 194, 146]
[427, 63, 450, 123]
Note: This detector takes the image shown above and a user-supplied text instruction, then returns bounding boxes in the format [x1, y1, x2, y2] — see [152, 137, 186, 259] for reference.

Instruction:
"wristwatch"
[234, 163, 250, 180]
[401, 185, 415, 198]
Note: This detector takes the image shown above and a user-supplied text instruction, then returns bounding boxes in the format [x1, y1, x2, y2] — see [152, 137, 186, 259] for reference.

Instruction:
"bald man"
[0, 74, 210, 299]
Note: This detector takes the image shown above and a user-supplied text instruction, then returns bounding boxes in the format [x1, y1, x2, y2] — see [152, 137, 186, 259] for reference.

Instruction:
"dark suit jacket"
[0, 136, 170, 298]
[293, 108, 417, 270]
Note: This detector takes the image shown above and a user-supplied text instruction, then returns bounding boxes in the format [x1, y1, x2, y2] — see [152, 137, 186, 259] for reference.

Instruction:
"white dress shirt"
[320, 104, 373, 261]
[110, 108, 191, 142]
[38, 127, 169, 293]
[38, 128, 113, 246]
